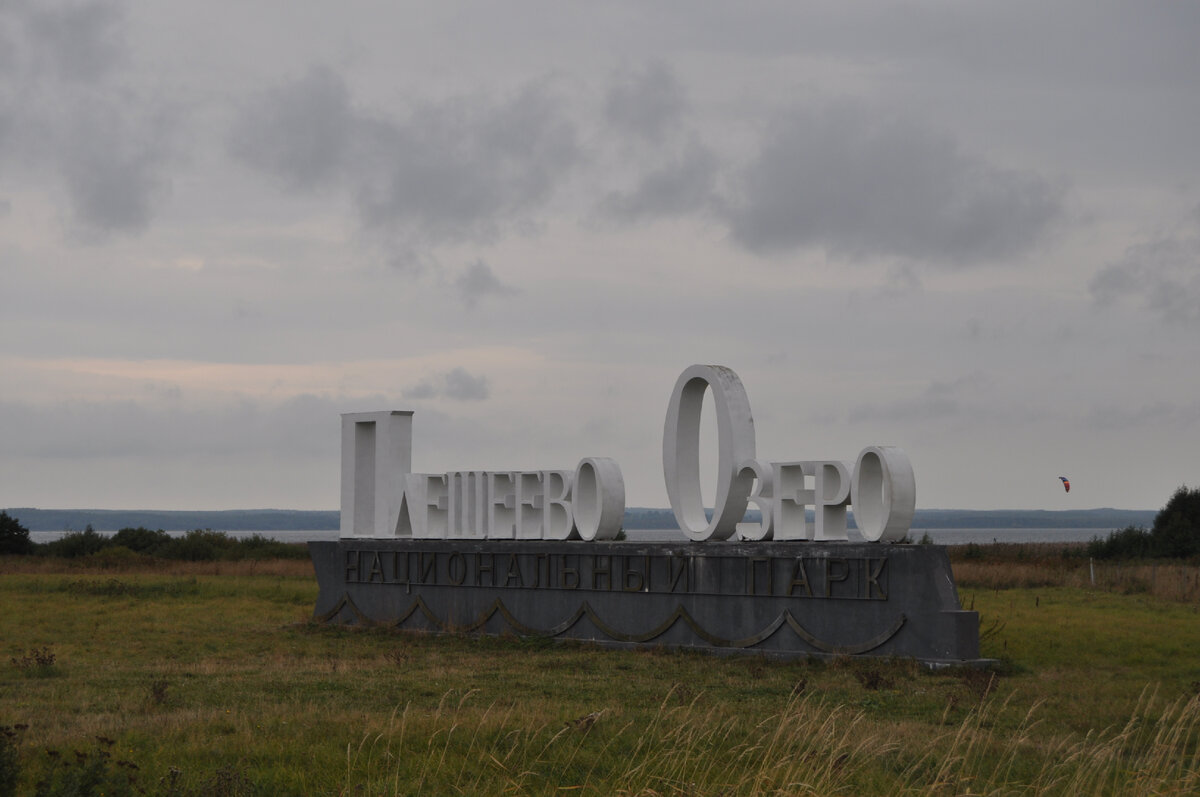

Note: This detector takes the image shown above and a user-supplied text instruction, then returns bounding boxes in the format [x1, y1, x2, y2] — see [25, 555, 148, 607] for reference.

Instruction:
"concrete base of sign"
[310, 540, 986, 665]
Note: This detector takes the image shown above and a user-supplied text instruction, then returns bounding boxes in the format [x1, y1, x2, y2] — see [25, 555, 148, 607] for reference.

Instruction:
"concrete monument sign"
[311, 365, 983, 663]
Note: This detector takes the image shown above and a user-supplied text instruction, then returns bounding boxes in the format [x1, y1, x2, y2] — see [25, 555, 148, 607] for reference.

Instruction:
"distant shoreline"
[4, 506, 1157, 533]
[25, 526, 1127, 546]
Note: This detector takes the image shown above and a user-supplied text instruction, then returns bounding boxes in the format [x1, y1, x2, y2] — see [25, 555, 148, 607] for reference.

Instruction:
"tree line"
[3, 486, 1196, 562]
[0, 515, 308, 561]
[1085, 486, 1200, 560]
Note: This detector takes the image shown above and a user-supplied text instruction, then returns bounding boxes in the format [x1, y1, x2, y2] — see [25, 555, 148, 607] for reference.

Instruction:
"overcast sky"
[2, 1, 1198, 513]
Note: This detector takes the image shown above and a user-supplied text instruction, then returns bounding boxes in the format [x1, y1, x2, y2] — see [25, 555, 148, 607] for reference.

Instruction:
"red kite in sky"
[1059, 476, 1070, 493]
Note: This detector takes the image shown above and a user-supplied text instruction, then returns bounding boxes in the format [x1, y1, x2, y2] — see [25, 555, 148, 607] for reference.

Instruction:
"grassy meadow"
[1, 546, 1198, 795]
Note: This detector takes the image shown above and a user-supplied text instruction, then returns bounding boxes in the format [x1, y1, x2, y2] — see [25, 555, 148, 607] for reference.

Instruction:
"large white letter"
[446, 471, 487, 538]
[541, 470, 576, 540]
[813, 461, 852, 542]
[735, 460, 774, 541]
[393, 472, 441, 538]
[340, 411, 413, 538]
[663, 365, 757, 541]
[513, 471, 544, 539]
[487, 472, 516, 539]
[772, 461, 814, 541]
[851, 446, 916, 542]
[573, 457, 625, 541]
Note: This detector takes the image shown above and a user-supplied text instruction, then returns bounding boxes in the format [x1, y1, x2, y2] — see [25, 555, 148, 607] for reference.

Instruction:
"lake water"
[28, 527, 1114, 545]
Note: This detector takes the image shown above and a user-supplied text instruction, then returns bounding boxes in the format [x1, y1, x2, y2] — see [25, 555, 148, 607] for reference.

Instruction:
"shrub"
[157, 529, 238, 562]
[11, 647, 58, 678]
[235, 534, 310, 560]
[110, 526, 172, 554]
[32, 526, 307, 563]
[39, 526, 108, 558]
[0, 511, 34, 555]
[90, 546, 147, 567]
[33, 736, 140, 797]
[1089, 485, 1200, 560]
[1087, 525, 1154, 560]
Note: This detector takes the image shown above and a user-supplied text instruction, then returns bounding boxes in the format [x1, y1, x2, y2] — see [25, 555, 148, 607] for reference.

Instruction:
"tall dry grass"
[905, 687, 1200, 796]
[341, 686, 1200, 795]
[0, 555, 314, 578]
[344, 688, 894, 795]
[954, 559, 1200, 603]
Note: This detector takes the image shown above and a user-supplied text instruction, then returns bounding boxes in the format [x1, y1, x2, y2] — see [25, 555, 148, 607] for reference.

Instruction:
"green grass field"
[2, 552, 1198, 795]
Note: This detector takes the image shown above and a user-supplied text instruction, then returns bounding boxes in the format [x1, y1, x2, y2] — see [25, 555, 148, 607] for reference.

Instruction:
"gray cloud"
[847, 373, 998, 425]
[352, 83, 579, 242]
[229, 70, 580, 246]
[1085, 400, 1200, 431]
[604, 61, 687, 144]
[227, 65, 351, 191]
[0, 2, 173, 235]
[23, 0, 122, 82]
[401, 381, 437, 400]
[0, 393, 340, 459]
[1090, 212, 1200, 326]
[0, 1, 122, 85]
[60, 98, 172, 233]
[599, 138, 718, 223]
[402, 368, 490, 402]
[455, 260, 516, 307]
[0, 17, 13, 77]
[443, 367, 489, 401]
[724, 105, 1065, 265]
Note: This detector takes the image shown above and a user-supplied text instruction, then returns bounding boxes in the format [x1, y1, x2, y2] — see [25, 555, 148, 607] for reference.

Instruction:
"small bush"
[33, 736, 141, 797]
[89, 545, 147, 567]
[853, 668, 895, 691]
[157, 529, 239, 561]
[148, 678, 170, 707]
[11, 647, 58, 678]
[110, 527, 172, 554]
[1087, 525, 1154, 560]
[234, 534, 310, 560]
[40, 526, 108, 559]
